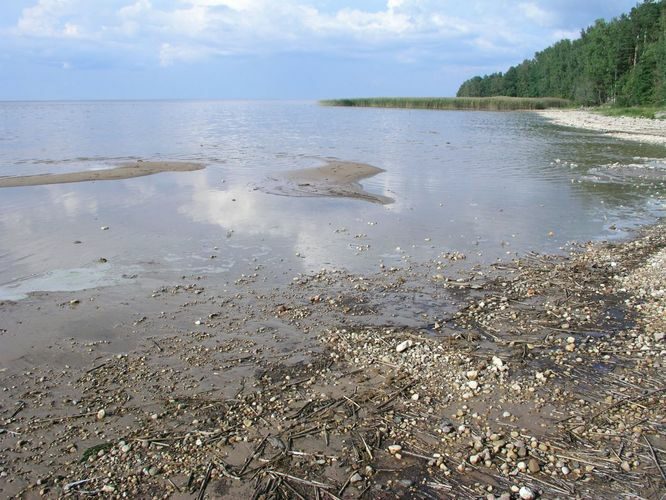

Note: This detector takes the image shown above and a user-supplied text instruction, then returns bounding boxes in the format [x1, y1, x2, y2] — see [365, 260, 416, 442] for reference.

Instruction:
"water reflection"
[0, 102, 664, 298]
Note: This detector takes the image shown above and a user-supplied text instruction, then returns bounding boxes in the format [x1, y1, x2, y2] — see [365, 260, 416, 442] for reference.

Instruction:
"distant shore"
[320, 96, 571, 111]
[536, 109, 666, 147]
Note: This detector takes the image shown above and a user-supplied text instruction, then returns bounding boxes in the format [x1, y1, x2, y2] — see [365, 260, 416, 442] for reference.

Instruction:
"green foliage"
[457, 1, 666, 107]
[320, 97, 571, 111]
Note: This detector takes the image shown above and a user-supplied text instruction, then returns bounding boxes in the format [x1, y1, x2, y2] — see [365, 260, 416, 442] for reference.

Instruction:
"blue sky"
[0, 0, 641, 100]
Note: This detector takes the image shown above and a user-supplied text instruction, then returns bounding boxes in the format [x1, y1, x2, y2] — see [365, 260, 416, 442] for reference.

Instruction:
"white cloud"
[519, 2, 555, 27]
[7, 0, 633, 70]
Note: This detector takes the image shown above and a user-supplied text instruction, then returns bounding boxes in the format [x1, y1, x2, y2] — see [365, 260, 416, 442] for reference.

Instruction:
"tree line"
[457, 0, 666, 106]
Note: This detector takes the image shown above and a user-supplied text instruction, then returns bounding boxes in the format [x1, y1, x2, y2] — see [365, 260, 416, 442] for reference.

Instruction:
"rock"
[492, 356, 504, 368]
[467, 380, 479, 390]
[399, 479, 413, 488]
[528, 458, 540, 473]
[519, 486, 535, 500]
[655, 332, 665, 342]
[121, 444, 130, 453]
[96, 409, 106, 420]
[101, 485, 116, 493]
[466, 370, 478, 380]
[388, 445, 402, 454]
[100, 226, 109, 230]
[396, 340, 413, 353]
[350, 472, 363, 483]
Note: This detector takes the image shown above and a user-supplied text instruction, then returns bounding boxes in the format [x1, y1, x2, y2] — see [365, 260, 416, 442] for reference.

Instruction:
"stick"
[86, 363, 107, 374]
[643, 435, 666, 484]
[10, 401, 25, 419]
[267, 471, 331, 489]
[377, 381, 416, 410]
[239, 435, 269, 476]
[196, 462, 214, 500]
[281, 479, 307, 500]
[337, 472, 353, 497]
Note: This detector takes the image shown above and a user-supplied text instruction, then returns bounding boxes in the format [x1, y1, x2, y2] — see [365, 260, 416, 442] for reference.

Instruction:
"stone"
[492, 356, 504, 368]
[528, 458, 540, 473]
[388, 444, 402, 454]
[96, 409, 106, 420]
[396, 340, 413, 353]
[519, 486, 535, 500]
[468, 380, 479, 390]
[466, 370, 478, 380]
[350, 473, 363, 483]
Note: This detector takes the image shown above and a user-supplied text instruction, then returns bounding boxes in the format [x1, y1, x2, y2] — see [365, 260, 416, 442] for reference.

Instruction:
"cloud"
[0, 0, 641, 98]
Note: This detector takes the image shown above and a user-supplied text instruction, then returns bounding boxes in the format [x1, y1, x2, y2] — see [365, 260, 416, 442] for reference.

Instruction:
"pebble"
[350, 472, 363, 483]
[466, 370, 478, 380]
[528, 458, 540, 473]
[519, 486, 535, 500]
[388, 444, 402, 454]
[96, 409, 106, 420]
[396, 340, 413, 353]
[467, 380, 479, 390]
[492, 356, 504, 368]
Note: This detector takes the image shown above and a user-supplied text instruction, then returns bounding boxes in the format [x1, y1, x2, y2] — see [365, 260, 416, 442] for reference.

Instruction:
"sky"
[0, 0, 642, 100]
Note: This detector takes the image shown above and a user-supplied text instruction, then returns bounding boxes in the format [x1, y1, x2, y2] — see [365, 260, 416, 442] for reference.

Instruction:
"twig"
[167, 478, 181, 493]
[10, 401, 26, 419]
[86, 363, 107, 374]
[281, 479, 306, 500]
[337, 472, 353, 497]
[267, 471, 331, 489]
[239, 435, 269, 476]
[377, 380, 416, 410]
[643, 435, 666, 484]
[64, 477, 101, 491]
[196, 462, 214, 500]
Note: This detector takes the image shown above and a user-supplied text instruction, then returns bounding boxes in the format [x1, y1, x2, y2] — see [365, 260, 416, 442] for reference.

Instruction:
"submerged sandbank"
[0, 161, 205, 188]
[260, 159, 393, 204]
[537, 109, 666, 146]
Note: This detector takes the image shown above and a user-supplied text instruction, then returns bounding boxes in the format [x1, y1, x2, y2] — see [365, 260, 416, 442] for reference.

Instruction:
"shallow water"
[1, 100, 664, 299]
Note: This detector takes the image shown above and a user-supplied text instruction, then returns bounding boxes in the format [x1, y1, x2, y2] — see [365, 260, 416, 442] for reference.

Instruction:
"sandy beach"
[0, 161, 205, 188]
[537, 109, 666, 147]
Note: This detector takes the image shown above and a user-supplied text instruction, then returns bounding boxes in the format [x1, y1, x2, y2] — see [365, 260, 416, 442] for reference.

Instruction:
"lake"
[1, 100, 664, 300]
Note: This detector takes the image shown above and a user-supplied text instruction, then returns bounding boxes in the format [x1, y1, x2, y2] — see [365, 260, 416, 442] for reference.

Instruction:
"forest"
[457, 0, 666, 106]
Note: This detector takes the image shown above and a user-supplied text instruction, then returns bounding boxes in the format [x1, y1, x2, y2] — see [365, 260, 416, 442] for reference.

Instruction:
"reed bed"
[320, 96, 572, 111]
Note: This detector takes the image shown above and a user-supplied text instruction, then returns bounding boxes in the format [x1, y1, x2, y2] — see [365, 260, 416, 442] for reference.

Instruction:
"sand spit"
[1, 222, 664, 498]
[260, 160, 393, 204]
[537, 109, 666, 146]
[0, 161, 205, 188]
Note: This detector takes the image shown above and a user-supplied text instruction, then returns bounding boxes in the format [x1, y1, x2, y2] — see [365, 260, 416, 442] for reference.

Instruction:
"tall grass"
[320, 96, 572, 111]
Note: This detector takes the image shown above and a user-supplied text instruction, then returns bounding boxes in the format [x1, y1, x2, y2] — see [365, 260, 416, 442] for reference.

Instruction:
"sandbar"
[0, 161, 205, 188]
[261, 160, 393, 204]
[537, 109, 666, 146]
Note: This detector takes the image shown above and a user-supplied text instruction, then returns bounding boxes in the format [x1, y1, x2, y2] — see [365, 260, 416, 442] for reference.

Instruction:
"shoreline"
[0, 161, 204, 188]
[0, 219, 663, 498]
[536, 109, 666, 147]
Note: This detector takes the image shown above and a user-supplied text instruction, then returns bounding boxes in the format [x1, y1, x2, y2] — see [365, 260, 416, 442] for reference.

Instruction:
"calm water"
[1, 100, 664, 299]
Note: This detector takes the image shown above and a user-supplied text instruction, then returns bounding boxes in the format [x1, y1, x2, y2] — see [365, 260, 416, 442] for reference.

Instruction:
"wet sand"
[537, 109, 666, 146]
[0, 222, 664, 498]
[0, 161, 204, 188]
[260, 160, 393, 204]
